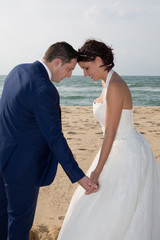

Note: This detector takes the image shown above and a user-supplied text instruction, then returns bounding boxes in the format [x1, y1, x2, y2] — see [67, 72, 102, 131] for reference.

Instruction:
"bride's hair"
[78, 39, 114, 71]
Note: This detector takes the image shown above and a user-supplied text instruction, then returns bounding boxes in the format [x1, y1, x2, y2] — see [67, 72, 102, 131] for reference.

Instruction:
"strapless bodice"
[93, 69, 134, 139]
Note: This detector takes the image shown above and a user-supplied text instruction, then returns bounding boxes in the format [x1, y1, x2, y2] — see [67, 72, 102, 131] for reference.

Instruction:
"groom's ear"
[53, 58, 62, 67]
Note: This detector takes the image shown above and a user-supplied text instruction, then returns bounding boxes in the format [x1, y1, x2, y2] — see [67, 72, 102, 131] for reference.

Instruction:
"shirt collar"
[38, 60, 52, 81]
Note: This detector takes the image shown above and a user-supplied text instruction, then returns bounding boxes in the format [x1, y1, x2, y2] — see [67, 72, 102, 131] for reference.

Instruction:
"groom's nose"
[66, 71, 72, 78]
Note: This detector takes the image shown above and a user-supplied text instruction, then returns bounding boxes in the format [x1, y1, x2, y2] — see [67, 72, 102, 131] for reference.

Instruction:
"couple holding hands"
[0, 39, 160, 240]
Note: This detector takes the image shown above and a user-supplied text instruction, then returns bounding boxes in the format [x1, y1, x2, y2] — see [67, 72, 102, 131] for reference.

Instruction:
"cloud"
[83, 0, 160, 26]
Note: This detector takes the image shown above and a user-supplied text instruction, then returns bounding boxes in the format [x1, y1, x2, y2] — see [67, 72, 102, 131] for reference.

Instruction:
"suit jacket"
[0, 61, 85, 186]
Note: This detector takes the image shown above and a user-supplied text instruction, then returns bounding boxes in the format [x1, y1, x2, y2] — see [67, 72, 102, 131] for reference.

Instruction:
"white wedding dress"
[57, 70, 160, 240]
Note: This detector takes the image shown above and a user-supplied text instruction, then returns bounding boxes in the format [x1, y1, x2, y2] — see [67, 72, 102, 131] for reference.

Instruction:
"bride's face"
[78, 57, 105, 82]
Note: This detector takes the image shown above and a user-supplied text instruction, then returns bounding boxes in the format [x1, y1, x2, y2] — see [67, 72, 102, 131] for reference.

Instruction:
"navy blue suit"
[0, 61, 85, 239]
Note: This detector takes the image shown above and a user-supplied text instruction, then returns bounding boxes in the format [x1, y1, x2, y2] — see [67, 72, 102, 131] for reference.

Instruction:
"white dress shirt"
[38, 60, 52, 81]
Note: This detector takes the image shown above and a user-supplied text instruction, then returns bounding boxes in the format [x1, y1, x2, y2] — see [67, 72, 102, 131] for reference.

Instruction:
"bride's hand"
[90, 170, 100, 186]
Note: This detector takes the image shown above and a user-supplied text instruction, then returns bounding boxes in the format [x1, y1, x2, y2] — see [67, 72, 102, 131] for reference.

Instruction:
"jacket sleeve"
[32, 85, 85, 183]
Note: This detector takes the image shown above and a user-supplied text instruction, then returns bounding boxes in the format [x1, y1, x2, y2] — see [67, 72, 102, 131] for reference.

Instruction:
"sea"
[0, 75, 160, 106]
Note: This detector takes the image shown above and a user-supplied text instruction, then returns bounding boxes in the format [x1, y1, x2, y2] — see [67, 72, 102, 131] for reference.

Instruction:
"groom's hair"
[43, 42, 78, 64]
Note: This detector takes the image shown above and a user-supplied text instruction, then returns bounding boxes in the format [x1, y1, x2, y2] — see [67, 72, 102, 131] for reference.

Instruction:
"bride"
[57, 39, 160, 240]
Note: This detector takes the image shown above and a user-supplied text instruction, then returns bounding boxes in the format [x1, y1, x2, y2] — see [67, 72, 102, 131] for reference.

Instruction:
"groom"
[0, 42, 98, 240]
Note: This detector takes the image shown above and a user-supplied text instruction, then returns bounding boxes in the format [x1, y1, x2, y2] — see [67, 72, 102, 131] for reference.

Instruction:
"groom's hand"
[78, 176, 99, 195]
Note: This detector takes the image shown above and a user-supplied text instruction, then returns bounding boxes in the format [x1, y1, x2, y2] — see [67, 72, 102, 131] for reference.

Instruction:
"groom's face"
[51, 58, 77, 82]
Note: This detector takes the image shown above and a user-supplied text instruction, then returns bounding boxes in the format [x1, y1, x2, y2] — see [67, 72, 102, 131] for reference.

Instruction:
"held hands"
[78, 176, 99, 195]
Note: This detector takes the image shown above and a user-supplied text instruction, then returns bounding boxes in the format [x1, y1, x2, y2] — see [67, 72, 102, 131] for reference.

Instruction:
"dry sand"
[30, 106, 160, 240]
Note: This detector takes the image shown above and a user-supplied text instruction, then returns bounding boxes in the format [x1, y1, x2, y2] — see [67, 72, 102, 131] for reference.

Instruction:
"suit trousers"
[0, 174, 39, 240]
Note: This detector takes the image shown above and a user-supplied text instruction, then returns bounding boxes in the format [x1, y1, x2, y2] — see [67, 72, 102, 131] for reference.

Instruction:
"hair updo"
[78, 39, 114, 71]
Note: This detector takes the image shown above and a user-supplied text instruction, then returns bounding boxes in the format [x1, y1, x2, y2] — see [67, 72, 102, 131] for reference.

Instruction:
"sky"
[0, 0, 160, 75]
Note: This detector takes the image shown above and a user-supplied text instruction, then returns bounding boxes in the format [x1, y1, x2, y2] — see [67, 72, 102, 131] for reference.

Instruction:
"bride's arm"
[91, 80, 123, 183]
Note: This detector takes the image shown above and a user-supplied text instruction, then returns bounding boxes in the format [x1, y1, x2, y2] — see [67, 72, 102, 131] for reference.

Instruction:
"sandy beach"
[30, 106, 160, 240]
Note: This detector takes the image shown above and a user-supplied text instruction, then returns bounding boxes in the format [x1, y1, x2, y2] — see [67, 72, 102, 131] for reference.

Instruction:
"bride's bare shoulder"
[109, 72, 128, 91]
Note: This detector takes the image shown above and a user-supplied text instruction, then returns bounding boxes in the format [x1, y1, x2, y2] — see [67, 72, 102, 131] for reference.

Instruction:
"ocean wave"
[0, 75, 160, 106]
